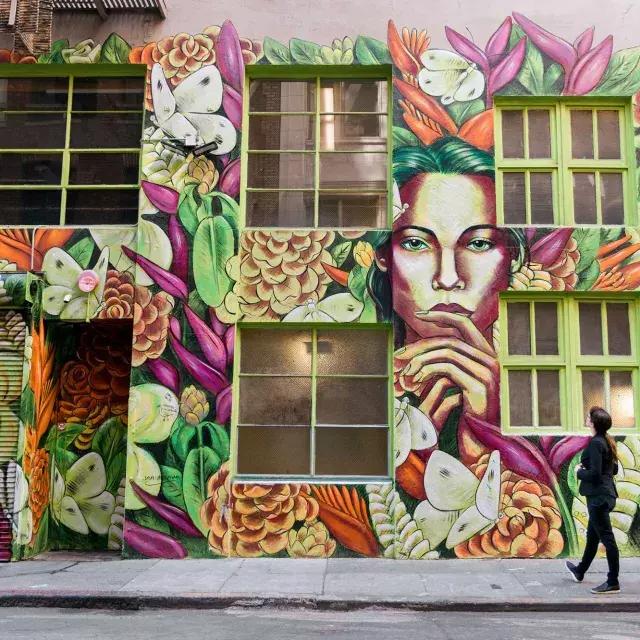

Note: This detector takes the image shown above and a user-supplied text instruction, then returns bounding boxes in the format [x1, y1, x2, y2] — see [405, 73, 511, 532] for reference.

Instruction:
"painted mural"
[1, 12, 640, 561]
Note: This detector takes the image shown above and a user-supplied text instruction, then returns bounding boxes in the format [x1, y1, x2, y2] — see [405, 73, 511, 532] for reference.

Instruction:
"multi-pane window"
[0, 73, 144, 225]
[245, 73, 389, 228]
[236, 327, 390, 478]
[501, 295, 638, 433]
[496, 100, 634, 225]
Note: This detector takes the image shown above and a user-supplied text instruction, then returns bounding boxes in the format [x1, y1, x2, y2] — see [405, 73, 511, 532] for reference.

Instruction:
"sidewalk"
[1, 554, 639, 612]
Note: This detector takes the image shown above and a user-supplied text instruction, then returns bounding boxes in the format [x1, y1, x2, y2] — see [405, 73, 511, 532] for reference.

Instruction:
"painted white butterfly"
[395, 398, 437, 468]
[51, 453, 115, 535]
[150, 63, 237, 156]
[418, 49, 485, 105]
[414, 450, 501, 549]
[283, 293, 364, 322]
[0, 461, 32, 544]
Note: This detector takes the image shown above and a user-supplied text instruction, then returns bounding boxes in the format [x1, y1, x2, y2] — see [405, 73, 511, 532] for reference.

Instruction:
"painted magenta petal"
[573, 27, 595, 57]
[215, 19, 245, 92]
[121, 245, 188, 300]
[464, 415, 555, 486]
[141, 180, 179, 214]
[145, 358, 180, 395]
[549, 436, 590, 475]
[539, 435, 556, 457]
[168, 214, 188, 284]
[445, 26, 490, 75]
[222, 83, 243, 130]
[184, 304, 228, 373]
[123, 520, 187, 559]
[215, 385, 232, 425]
[529, 227, 574, 267]
[567, 35, 614, 95]
[209, 307, 228, 338]
[169, 329, 229, 395]
[219, 157, 240, 198]
[485, 16, 512, 59]
[512, 12, 577, 73]
[488, 36, 526, 94]
[169, 316, 181, 342]
[224, 325, 235, 367]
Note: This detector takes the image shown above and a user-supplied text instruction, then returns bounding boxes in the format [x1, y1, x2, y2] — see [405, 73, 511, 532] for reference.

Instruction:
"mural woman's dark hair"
[368, 137, 528, 341]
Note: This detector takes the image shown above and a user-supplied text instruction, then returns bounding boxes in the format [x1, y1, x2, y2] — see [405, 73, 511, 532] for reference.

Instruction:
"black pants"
[577, 495, 620, 585]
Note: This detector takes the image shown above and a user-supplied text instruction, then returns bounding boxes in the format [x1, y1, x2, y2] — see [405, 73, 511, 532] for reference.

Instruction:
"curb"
[1, 592, 639, 612]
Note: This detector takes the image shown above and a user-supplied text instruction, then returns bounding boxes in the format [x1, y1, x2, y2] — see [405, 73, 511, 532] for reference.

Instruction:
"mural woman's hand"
[397, 311, 499, 423]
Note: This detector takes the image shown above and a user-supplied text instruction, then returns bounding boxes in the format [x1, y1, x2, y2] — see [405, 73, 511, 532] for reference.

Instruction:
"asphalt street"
[2, 608, 640, 640]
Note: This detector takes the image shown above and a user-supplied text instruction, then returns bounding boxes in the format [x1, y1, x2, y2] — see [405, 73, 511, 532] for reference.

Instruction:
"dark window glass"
[0, 113, 66, 149]
[0, 154, 62, 184]
[72, 77, 144, 111]
[70, 113, 143, 148]
[65, 189, 139, 225]
[0, 190, 61, 225]
[69, 153, 139, 185]
[0, 77, 68, 110]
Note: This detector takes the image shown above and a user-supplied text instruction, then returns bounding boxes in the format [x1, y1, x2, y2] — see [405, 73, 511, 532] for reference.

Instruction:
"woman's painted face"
[384, 173, 511, 340]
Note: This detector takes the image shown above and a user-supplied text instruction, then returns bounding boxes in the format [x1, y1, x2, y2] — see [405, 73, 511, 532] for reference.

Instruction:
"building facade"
[1, 1, 640, 562]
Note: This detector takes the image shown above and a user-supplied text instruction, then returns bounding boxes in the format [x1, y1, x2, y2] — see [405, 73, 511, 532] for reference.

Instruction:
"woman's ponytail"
[590, 406, 617, 463]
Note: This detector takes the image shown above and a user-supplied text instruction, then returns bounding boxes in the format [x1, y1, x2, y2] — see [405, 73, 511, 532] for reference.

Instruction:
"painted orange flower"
[0, 228, 75, 271]
[27, 448, 50, 536]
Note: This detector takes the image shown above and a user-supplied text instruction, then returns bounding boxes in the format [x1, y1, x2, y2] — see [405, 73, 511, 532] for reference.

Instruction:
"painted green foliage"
[2, 11, 640, 564]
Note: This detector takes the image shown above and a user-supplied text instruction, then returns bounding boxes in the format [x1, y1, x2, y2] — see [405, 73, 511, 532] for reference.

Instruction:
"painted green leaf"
[2, 274, 26, 306]
[516, 36, 545, 94]
[91, 417, 127, 492]
[348, 264, 368, 302]
[209, 192, 239, 245]
[354, 36, 391, 65]
[392, 126, 421, 147]
[135, 508, 171, 535]
[188, 289, 208, 319]
[193, 215, 234, 307]
[566, 453, 581, 497]
[183, 446, 221, 535]
[100, 33, 132, 64]
[592, 46, 640, 95]
[45, 422, 88, 452]
[200, 422, 230, 462]
[574, 228, 623, 276]
[359, 291, 378, 323]
[447, 99, 485, 126]
[55, 449, 79, 476]
[289, 38, 323, 64]
[105, 450, 126, 495]
[543, 63, 564, 93]
[65, 237, 95, 269]
[169, 417, 197, 464]
[161, 465, 186, 510]
[178, 184, 202, 235]
[575, 260, 600, 290]
[263, 36, 293, 64]
[331, 241, 353, 267]
[38, 39, 68, 64]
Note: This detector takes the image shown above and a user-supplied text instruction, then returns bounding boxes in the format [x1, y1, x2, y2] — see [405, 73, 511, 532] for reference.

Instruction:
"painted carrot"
[396, 451, 427, 500]
[321, 262, 349, 287]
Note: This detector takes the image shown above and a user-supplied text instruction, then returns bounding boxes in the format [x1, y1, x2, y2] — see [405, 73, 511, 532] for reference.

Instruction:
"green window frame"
[241, 65, 393, 230]
[495, 97, 636, 226]
[500, 293, 640, 435]
[0, 64, 146, 226]
[232, 324, 393, 482]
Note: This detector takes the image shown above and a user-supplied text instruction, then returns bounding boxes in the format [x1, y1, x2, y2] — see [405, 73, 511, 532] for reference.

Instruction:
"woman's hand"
[395, 311, 499, 424]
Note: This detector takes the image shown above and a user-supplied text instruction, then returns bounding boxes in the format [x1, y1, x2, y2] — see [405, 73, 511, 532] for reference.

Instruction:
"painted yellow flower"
[354, 241, 375, 269]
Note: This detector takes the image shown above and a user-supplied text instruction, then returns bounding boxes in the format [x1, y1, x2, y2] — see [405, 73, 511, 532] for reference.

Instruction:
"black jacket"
[577, 434, 619, 499]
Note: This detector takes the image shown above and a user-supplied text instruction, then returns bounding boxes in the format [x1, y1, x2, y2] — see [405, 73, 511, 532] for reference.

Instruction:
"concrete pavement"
[1, 554, 639, 611]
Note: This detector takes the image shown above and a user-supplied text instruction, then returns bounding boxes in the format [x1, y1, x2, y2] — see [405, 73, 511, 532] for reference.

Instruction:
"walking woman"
[566, 407, 620, 594]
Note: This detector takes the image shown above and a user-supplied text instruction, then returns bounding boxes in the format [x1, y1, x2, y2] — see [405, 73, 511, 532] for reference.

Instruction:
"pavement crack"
[216, 560, 245, 594]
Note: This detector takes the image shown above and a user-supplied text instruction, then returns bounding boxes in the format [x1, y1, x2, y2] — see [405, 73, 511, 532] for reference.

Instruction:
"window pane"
[237, 426, 310, 475]
[581, 370, 605, 419]
[64, 189, 139, 225]
[319, 152, 386, 189]
[537, 370, 561, 426]
[573, 172, 597, 224]
[247, 153, 314, 189]
[249, 114, 314, 150]
[501, 110, 524, 158]
[317, 329, 387, 375]
[320, 115, 387, 151]
[245, 190, 314, 227]
[607, 303, 631, 356]
[579, 303, 603, 355]
[240, 329, 311, 374]
[597, 110, 621, 160]
[529, 172, 554, 224]
[249, 80, 315, 112]
[534, 302, 558, 355]
[0, 190, 61, 225]
[72, 77, 144, 111]
[315, 427, 387, 476]
[507, 302, 530, 355]
[610, 371, 635, 428]
[508, 370, 532, 427]
[503, 172, 526, 223]
[69, 153, 139, 185]
[239, 376, 311, 426]
[0, 113, 66, 149]
[0, 77, 68, 110]
[0, 153, 62, 185]
[318, 192, 386, 228]
[70, 113, 143, 148]
[528, 109, 552, 158]
[316, 377, 387, 425]
[600, 172, 624, 225]
[320, 79, 387, 113]
[570, 110, 594, 159]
